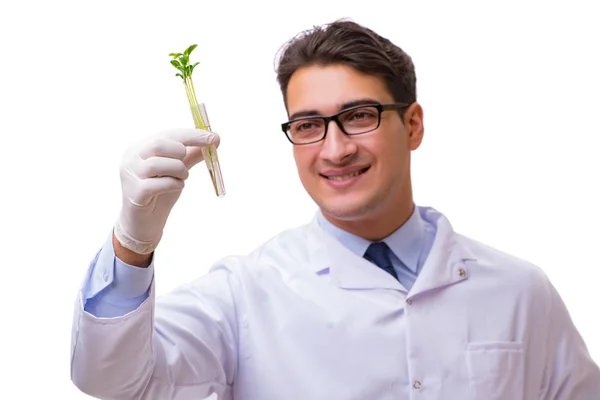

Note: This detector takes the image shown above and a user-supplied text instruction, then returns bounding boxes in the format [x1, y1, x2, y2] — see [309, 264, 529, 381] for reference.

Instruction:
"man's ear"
[404, 102, 424, 150]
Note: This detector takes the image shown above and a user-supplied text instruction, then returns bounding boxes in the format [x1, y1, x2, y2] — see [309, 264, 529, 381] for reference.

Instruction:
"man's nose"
[319, 120, 358, 163]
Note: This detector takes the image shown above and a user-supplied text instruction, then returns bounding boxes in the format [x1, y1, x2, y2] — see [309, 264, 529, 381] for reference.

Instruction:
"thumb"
[184, 133, 220, 169]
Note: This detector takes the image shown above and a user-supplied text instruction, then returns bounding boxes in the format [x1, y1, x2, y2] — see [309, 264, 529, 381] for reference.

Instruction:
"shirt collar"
[316, 204, 425, 273]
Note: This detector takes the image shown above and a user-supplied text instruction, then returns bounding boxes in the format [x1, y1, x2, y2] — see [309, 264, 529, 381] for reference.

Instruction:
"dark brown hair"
[275, 19, 417, 111]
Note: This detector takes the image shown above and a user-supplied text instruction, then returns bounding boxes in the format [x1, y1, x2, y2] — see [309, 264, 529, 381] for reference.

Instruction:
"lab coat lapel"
[408, 208, 478, 298]
[306, 215, 404, 291]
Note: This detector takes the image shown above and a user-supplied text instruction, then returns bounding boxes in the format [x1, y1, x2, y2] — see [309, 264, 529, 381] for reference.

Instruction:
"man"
[70, 20, 600, 399]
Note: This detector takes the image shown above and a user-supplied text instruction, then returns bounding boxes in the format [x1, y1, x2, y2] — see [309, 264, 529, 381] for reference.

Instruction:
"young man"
[71, 20, 600, 399]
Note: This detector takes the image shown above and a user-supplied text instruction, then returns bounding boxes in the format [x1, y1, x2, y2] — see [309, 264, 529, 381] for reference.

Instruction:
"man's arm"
[71, 237, 240, 400]
[71, 128, 232, 399]
[79, 230, 154, 318]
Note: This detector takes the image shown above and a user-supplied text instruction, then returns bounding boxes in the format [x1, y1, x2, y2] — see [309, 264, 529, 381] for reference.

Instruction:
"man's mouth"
[322, 167, 370, 180]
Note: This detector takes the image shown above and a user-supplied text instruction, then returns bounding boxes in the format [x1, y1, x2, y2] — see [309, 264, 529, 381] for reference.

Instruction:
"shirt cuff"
[110, 256, 155, 300]
[83, 230, 154, 302]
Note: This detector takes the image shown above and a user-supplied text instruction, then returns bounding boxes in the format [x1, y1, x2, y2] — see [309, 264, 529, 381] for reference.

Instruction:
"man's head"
[275, 20, 424, 240]
[276, 20, 417, 112]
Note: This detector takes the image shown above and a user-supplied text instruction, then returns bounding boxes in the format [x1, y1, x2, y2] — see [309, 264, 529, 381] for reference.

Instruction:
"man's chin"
[318, 199, 374, 222]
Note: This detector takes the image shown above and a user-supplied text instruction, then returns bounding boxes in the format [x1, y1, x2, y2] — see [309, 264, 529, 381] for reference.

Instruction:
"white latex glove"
[113, 128, 219, 254]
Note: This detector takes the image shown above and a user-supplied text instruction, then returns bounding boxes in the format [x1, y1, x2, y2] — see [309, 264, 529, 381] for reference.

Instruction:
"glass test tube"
[190, 103, 225, 197]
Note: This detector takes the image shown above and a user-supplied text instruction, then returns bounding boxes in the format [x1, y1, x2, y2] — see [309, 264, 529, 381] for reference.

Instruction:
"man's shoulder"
[420, 205, 550, 284]
[455, 232, 552, 290]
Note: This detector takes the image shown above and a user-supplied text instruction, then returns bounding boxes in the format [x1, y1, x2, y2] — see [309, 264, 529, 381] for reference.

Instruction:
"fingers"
[138, 129, 220, 164]
[121, 165, 186, 207]
[139, 136, 187, 161]
[162, 128, 219, 148]
[209, 131, 221, 148]
[184, 146, 205, 169]
[119, 129, 221, 210]
[133, 156, 190, 181]
[129, 176, 185, 207]
[124, 128, 221, 184]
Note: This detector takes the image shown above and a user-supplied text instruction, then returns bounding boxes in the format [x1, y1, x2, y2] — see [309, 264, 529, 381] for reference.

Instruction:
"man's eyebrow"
[288, 98, 381, 121]
[340, 98, 381, 110]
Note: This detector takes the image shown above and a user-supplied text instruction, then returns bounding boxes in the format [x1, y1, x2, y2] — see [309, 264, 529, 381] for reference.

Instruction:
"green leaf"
[176, 73, 184, 80]
[170, 59, 181, 67]
[180, 55, 189, 66]
[169, 52, 183, 58]
[184, 44, 197, 56]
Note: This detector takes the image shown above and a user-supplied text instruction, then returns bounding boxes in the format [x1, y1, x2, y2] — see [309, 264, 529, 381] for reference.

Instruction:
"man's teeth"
[327, 169, 364, 180]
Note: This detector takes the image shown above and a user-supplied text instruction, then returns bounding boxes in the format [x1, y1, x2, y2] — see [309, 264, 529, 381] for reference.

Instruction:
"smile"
[322, 167, 370, 181]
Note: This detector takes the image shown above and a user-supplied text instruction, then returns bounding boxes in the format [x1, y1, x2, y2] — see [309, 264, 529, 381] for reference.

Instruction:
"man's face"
[285, 64, 423, 235]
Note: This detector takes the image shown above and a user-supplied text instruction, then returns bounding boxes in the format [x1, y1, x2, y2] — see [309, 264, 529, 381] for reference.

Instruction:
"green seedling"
[169, 44, 208, 129]
[169, 44, 225, 197]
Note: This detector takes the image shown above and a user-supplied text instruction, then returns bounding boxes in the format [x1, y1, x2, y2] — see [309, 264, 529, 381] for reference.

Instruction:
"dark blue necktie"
[364, 242, 399, 280]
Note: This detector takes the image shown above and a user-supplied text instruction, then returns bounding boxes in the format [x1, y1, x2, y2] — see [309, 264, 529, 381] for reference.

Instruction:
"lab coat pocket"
[465, 341, 524, 400]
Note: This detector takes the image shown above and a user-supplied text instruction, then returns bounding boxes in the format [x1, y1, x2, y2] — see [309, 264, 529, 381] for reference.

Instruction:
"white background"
[1, 0, 598, 398]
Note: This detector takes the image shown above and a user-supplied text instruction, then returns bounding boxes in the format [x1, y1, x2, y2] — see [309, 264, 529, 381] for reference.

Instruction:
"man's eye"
[350, 111, 375, 120]
[297, 123, 314, 131]
[294, 120, 321, 131]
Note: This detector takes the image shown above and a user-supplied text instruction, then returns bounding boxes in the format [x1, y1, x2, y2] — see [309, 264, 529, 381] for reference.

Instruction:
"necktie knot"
[364, 242, 398, 280]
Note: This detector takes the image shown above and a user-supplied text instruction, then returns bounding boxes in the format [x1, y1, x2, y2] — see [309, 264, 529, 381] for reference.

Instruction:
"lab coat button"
[458, 268, 466, 277]
[413, 380, 422, 390]
[406, 298, 413, 305]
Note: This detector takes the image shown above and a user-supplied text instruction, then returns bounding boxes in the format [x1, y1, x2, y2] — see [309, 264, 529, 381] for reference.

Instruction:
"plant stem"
[189, 77, 200, 109]
[185, 78, 207, 128]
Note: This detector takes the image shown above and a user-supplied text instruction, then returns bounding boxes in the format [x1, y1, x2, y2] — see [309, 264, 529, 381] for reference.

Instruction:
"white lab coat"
[70, 206, 600, 399]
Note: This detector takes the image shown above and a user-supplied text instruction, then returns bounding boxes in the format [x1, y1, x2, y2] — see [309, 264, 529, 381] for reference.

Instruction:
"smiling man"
[284, 63, 420, 243]
[70, 20, 600, 400]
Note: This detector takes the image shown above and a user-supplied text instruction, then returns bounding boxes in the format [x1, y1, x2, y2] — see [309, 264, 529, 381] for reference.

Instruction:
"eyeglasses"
[281, 102, 409, 145]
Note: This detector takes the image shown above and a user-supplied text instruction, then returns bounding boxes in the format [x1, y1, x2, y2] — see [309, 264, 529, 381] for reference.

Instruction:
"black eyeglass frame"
[280, 102, 410, 145]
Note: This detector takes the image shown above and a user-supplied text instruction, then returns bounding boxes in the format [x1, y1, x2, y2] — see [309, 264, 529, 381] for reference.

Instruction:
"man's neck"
[321, 201, 416, 242]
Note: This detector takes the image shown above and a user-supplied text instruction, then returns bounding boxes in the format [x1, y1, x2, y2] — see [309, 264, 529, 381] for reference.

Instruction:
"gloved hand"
[113, 128, 219, 254]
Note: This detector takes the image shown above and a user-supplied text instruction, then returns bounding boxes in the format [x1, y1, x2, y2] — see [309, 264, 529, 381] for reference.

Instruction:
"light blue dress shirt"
[317, 204, 436, 292]
[83, 238, 154, 318]
[84, 205, 436, 317]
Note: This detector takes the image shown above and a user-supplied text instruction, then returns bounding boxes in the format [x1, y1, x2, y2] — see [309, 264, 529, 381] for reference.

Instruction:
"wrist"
[112, 232, 153, 268]
[113, 217, 162, 254]
[112, 220, 156, 267]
